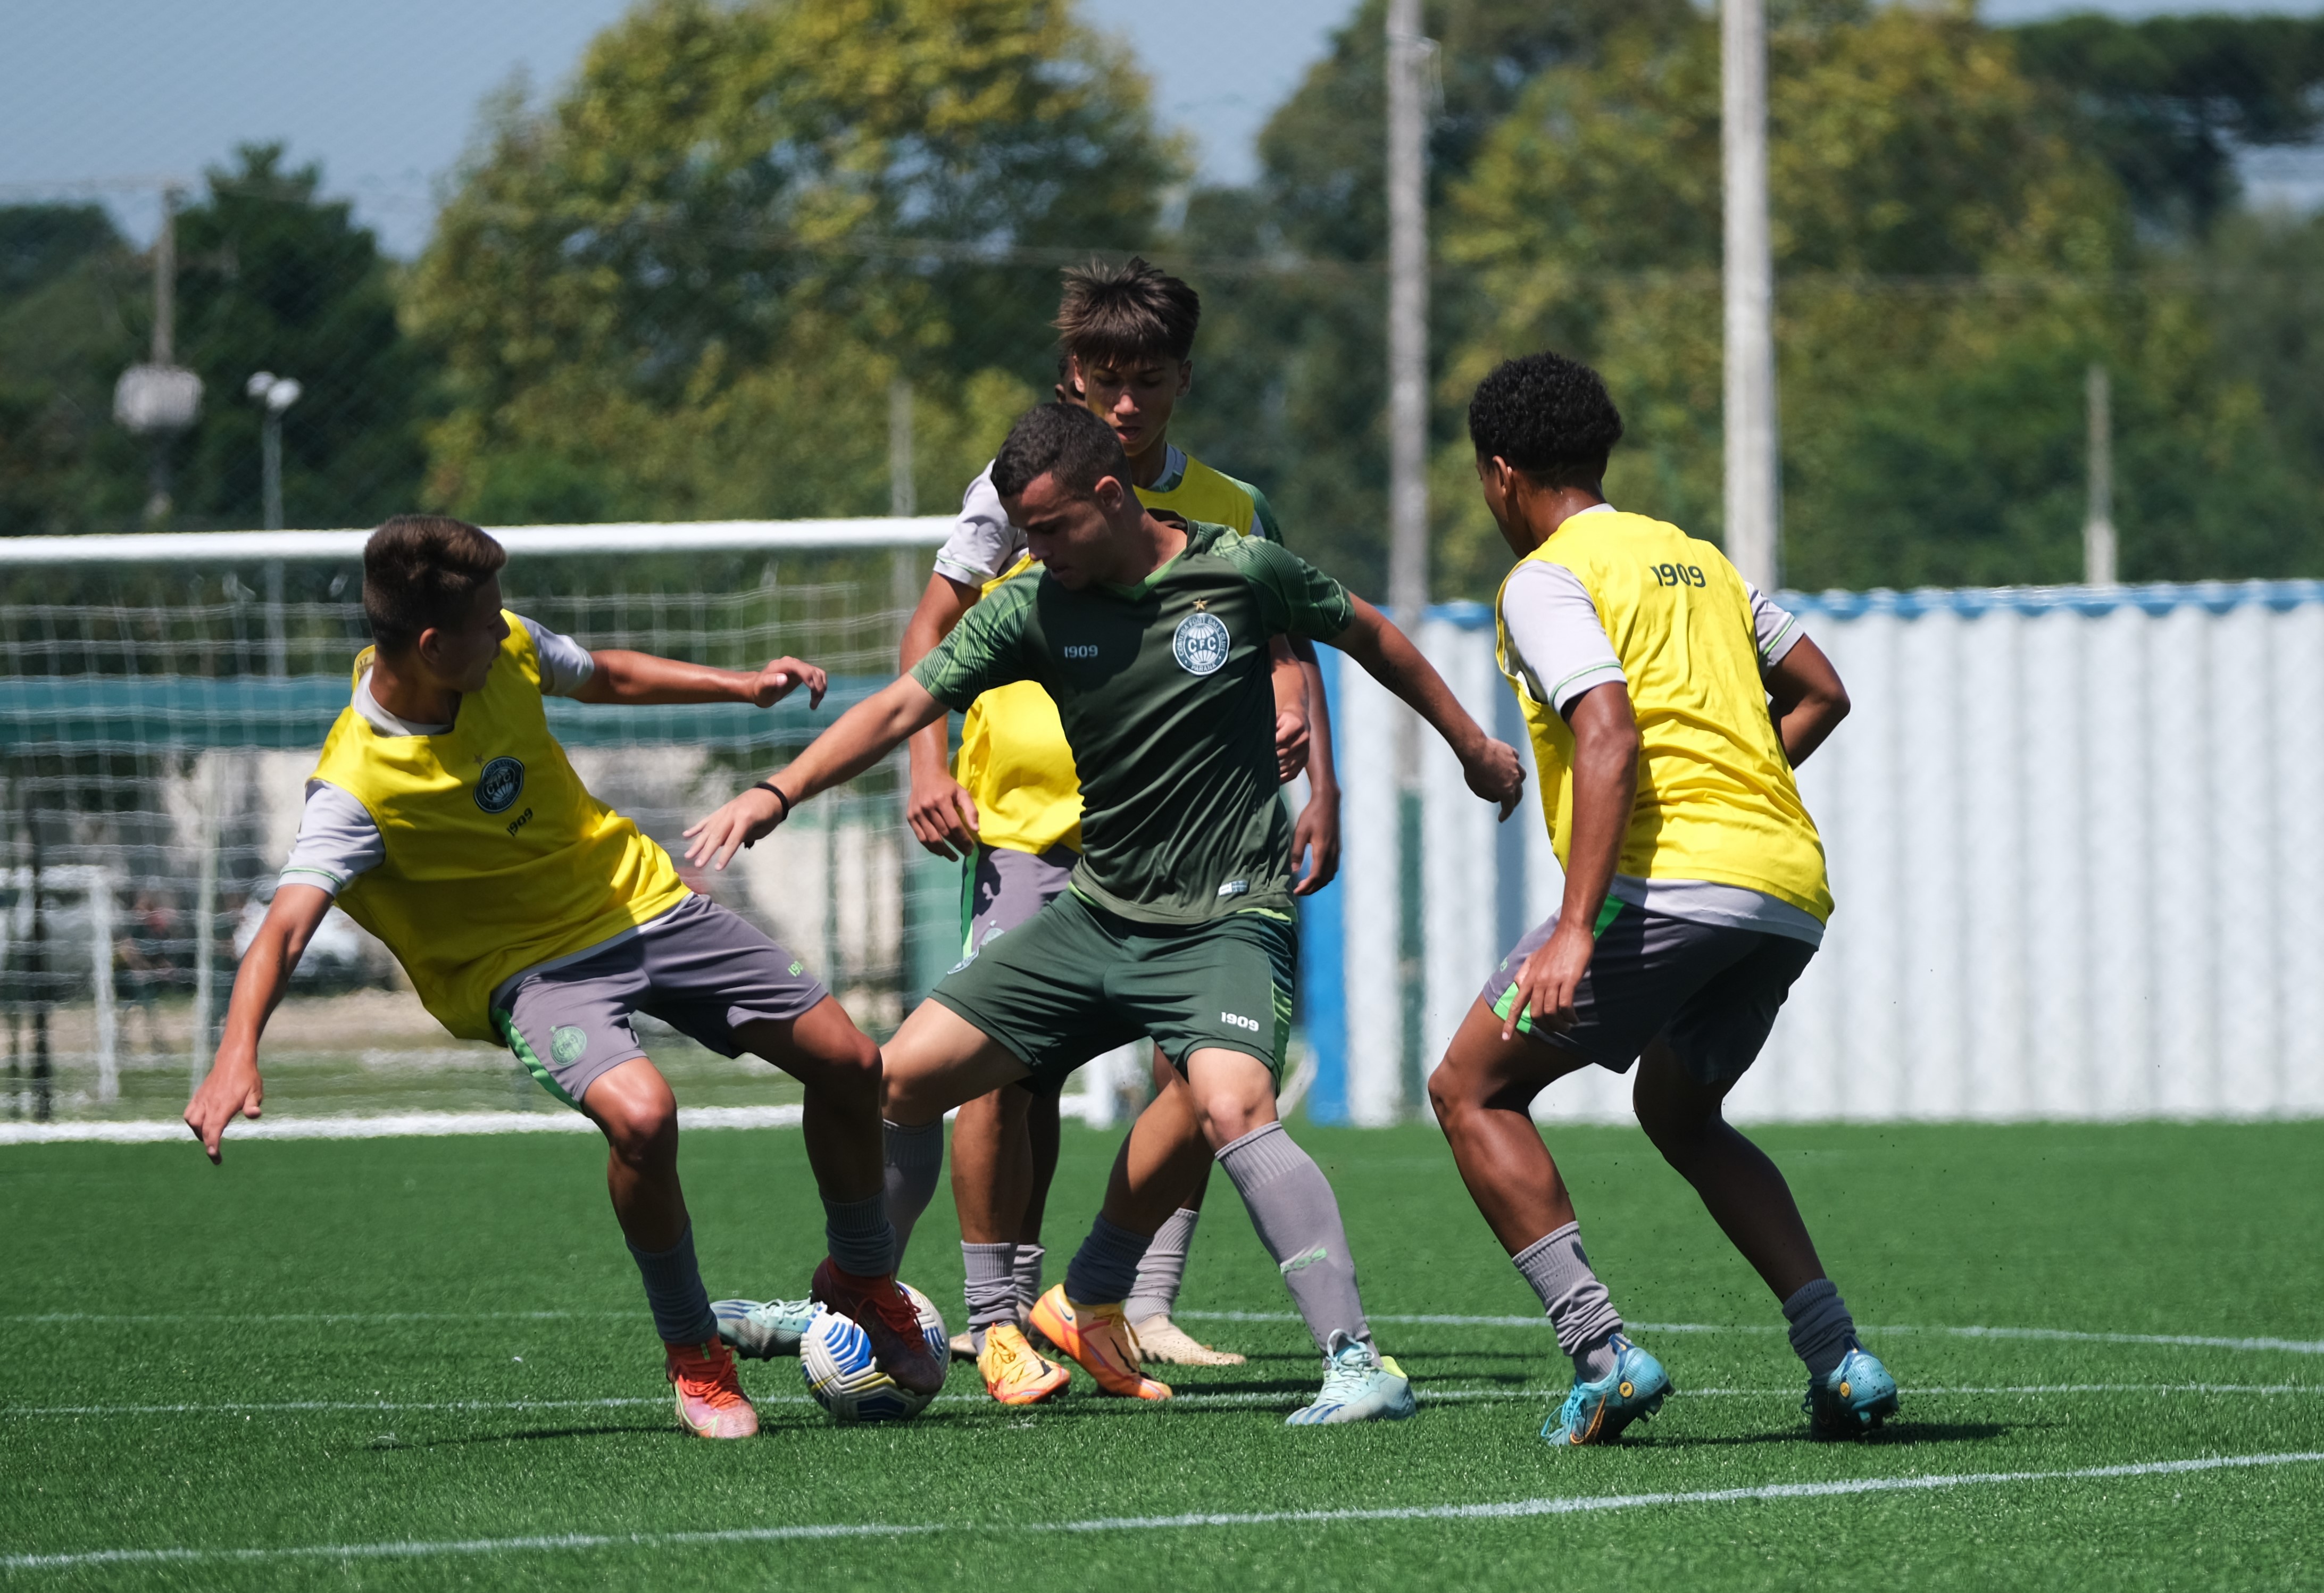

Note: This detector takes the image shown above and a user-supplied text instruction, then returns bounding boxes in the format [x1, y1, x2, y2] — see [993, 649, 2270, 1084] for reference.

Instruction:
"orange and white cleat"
[978, 1321, 1071, 1405]
[665, 1337, 759, 1439]
[1028, 1285, 1171, 1400]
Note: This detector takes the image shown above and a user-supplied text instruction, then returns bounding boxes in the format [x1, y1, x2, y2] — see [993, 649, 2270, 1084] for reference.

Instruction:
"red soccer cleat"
[810, 1257, 948, 1397]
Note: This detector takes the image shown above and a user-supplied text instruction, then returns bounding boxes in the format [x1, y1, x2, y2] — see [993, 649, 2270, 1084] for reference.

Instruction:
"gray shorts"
[962, 841, 1077, 957]
[1481, 901, 1815, 1087]
[491, 894, 828, 1111]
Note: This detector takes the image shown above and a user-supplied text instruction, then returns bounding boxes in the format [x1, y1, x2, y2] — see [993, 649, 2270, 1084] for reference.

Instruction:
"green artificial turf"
[2, 1118, 2320, 1590]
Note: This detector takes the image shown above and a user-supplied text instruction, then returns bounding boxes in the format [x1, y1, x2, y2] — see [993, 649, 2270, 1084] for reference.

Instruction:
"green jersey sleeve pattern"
[910, 574, 1038, 710]
[1214, 531, 1354, 641]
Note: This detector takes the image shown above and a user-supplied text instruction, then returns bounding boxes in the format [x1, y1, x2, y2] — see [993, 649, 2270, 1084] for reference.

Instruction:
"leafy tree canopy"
[410, 0, 1185, 524]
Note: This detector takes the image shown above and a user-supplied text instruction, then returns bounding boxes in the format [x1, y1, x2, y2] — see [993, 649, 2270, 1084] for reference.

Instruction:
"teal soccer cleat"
[1804, 1345, 1900, 1439]
[712, 1297, 818, 1360]
[1543, 1335, 1672, 1447]
[1285, 1334, 1418, 1425]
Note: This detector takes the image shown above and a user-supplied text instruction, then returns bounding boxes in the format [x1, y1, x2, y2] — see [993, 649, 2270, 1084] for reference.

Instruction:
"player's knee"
[600, 1095, 678, 1167]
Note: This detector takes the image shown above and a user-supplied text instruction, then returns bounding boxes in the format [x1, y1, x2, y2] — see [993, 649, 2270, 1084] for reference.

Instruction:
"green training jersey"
[911, 518, 1356, 926]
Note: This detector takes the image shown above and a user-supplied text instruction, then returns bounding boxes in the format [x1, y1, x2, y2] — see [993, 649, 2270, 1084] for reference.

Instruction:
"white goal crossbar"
[0, 516, 954, 565]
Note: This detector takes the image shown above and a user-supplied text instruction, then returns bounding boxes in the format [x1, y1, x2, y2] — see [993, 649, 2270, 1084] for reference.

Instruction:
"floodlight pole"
[146, 187, 181, 523]
[1386, 0, 1430, 644]
[2084, 363, 2117, 586]
[1722, 0, 1780, 590]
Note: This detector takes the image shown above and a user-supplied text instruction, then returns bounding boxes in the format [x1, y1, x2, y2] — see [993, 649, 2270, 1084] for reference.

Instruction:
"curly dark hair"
[1466, 352, 1625, 490]
[991, 401, 1130, 501]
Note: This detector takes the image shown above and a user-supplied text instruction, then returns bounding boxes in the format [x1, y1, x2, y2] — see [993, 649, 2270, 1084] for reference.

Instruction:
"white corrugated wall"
[1316, 581, 2324, 1124]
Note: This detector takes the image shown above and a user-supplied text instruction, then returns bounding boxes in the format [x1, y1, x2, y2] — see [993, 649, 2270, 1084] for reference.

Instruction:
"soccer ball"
[797, 1283, 948, 1423]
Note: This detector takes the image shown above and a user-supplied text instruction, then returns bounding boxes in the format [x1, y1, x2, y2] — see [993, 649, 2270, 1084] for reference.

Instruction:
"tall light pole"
[2083, 363, 2117, 586]
[1385, 0, 1431, 639]
[113, 185, 201, 524]
[1722, 0, 1780, 590]
[246, 372, 301, 676]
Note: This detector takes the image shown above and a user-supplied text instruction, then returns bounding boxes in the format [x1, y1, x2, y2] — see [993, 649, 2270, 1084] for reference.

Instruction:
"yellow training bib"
[951, 453, 1276, 856]
[1494, 513, 1833, 922]
[312, 614, 691, 1040]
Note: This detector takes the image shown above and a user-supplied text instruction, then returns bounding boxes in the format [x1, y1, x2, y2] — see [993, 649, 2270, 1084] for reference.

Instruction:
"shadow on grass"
[394, 1422, 667, 1448]
[1644, 1419, 2019, 1450]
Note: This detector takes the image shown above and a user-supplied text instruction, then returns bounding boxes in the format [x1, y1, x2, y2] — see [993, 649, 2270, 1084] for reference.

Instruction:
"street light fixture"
[245, 372, 302, 678]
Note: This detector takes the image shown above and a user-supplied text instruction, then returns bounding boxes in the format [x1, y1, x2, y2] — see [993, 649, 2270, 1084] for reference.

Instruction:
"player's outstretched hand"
[1502, 916, 1595, 1040]
[185, 1055, 263, 1164]
[1274, 710, 1311, 785]
[748, 657, 827, 710]
[683, 785, 785, 872]
[906, 768, 981, 861]
[1464, 736, 1526, 819]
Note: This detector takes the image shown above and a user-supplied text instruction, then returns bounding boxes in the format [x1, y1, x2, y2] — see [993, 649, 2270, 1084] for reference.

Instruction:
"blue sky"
[1, 0, 2314, 255]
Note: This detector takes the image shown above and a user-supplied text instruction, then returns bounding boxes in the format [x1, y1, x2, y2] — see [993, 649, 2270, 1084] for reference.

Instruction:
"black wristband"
[754, 779, 793, 820]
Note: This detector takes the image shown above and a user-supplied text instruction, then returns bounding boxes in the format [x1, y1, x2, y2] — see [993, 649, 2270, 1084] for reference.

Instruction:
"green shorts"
[927, 888, 1297, 1092]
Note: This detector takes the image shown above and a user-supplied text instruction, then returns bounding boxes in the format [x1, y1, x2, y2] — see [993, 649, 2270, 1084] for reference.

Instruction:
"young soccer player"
[183, 515, 945, 1439]
[687, 402, 1525, 1424]
[899, 260, 1338, 1391]
[1427, 353, 1899, 1446]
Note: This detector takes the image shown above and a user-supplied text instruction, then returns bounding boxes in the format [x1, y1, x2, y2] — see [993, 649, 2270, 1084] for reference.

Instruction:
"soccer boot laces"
[1543, 1335, 1672, 1447]
[810, 1258, 947, 1397]
[1130, 1313, 1248, 1366]
[665, 1337, 759, 1439]
[978, 1321, 1071, 1405]
[1285, 1333, 1417, 1425]
[1803, 1344, 1900, 1440]
[711, 1296, 817, 1360]
[1028, 1285, 1172, 1399]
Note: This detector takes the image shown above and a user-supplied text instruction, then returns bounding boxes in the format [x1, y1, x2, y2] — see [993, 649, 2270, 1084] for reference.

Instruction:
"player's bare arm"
[1289, 641, 1341, 895]
[1327, 595, 1525, 816]
[1763, 635, 1849, 766]
[1270, 636, 1310, 783]
[1499, 681, 1638, 1040]
[684, 675, 950, 870]
[577, 649, 827, 710]
[184, 881, 334, 1163]
[898, 572, 984, 859]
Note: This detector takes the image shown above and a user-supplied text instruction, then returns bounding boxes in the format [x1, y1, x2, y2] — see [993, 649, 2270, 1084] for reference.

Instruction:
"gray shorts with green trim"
[963, 841, 1077, 958]
[1482, 900, 1815, 1087]
[929, 888, 1296, 1092]
[490, 894, 828, 1110]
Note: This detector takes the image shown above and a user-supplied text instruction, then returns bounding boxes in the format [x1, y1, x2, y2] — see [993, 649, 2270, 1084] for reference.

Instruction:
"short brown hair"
[1054, 256, 1200, 365]
[362, 515, 507, 654]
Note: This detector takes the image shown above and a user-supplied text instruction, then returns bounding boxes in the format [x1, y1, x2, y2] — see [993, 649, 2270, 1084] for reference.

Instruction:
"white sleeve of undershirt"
[1498, 561, 1627, 717]
[1746, 584, 1805, 669]
[930, 463, 1025, 589]
[517, 616, 597, 698]
[277, 781, 385, 897]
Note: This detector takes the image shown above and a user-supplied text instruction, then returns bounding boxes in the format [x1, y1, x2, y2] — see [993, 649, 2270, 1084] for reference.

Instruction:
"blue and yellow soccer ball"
[798, 1283, 948, 1423]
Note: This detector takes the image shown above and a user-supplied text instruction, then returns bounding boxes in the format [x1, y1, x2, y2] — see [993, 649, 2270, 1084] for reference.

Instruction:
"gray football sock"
[1014, 1242, 1045, 1313]
[822, 1192, 898, 1279]
[1214, 1122, 1373, 1361]
[1063, 1215, 1152, 1305]
[1782, 1278, 1858, 1380]
[882, 1118, 944, 1269]
[1124, 1206, 1201, 1324]
[962, 1241, 1017, 1353]
[627, 1223, 717, 1347]
[1512, 1222, 1625, 1381]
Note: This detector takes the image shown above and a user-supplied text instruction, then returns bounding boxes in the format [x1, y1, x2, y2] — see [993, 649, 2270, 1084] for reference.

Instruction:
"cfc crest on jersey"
[1172, 610, 1230, 677]
[474, 755, 526, 814]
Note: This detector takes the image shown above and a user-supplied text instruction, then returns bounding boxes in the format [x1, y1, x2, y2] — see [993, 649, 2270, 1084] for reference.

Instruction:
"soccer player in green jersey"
[689, 402, 1525, 1423]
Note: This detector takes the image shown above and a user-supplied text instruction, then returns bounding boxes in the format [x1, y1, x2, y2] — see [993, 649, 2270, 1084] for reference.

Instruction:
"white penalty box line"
[5, 1451, 2320, 1571]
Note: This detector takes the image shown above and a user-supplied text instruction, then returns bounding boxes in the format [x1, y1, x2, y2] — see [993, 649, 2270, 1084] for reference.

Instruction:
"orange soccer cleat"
[1028, 1285, 1172, 1400]
[977, 1321, 1071, 1406]
[665, 1337, 760, 1439]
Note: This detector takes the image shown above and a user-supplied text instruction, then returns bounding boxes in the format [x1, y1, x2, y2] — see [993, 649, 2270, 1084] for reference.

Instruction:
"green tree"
[0, 206, 148, 537]
[169, 144, 429, 531]
[410, 0, 1184, 524]
[1442, 1, 2314, 593]
[1170, 0, 1689, 595]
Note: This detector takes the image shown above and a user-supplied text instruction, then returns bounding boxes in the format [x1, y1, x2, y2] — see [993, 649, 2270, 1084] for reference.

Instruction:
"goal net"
[0, 520, 968, 1127]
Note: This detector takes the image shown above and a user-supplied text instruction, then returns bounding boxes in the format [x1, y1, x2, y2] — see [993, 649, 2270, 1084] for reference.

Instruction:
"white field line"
[1179, 1311, 2324, 1356]
[5, 1382, 2318, 1422]
[4, 1450, 2319, 1571]
[0, 1105, 804, 1146]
